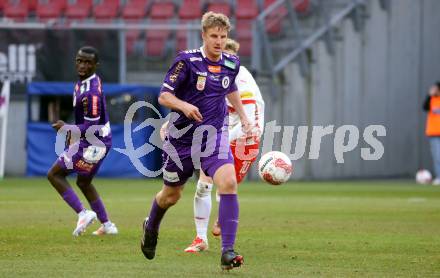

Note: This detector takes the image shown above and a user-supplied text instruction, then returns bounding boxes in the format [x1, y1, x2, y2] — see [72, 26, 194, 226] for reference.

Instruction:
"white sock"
[103, 221, 112, 227]
[194, 180, 213, 242]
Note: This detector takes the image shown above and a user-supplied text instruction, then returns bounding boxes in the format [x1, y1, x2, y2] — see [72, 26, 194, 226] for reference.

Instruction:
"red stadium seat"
[65, 0, 92, 22]
[149, 1, 175, 20]
[27, 0, 37, 11]
[176, 19, 196, 52]
[144, 2, 175, 56]
[93, 0, 120, 22]
[235, 20, 253, 56]
[125, 30, 142, 55]
[177, 0, 201, 52]
[263, 0, 310, 35]
[36, 0, 66, 22]
[263, 0, 286, 35]
[205, 2, 231, 17]
[236, 0, 258, 20]
[122, 0, 149, 55]
[178, 0, 201, 20]
[145, 19, 172, 57]
[4, 0, 29, 21]
[294, 0, 310, 14]
[122, 0, 149, 22]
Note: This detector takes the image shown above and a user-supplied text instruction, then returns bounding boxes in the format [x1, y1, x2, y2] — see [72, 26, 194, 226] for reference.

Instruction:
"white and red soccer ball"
[258, 151, 293, 185]
[415, 169, 432, 184]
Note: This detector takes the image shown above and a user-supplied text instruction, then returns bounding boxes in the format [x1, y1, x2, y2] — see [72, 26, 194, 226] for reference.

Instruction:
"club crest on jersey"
[197, 75, 206, 91]
[222, 76, 230, 89]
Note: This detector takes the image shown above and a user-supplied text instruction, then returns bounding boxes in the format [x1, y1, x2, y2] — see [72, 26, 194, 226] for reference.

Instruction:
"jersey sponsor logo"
[209, 74, 219, 81]
[196, 71, 207, 76]
[190, 57, 202, 62]
[197, 76, 206, 91]
[92, 95, 98, 116]
[240, 91, 254, 99]
[208, 65, 221, 73]
[224, 59, 236, 70]
[184, 49, 200, 54]
[82, 97, 88, 115]
[222, 76, 230, 89]
[169, 61, 184, 83]
[75, 159, 94, 172]
[163, 170, 180, 183]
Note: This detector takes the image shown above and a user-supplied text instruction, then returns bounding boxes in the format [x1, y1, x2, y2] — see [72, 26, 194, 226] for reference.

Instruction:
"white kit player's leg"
[184, 180, 212, 252]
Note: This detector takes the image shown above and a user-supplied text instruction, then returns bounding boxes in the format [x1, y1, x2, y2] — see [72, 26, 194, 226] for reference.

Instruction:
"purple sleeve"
[160, 54, 188, 96]
[228, 82, 238, 94]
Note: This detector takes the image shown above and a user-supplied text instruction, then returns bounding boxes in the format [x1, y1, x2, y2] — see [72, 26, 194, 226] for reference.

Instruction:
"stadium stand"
[36, 0, 66, 22]
[4, 0, 29, 21]
[121, 0, 150, 55]
[176, 0, 202, 51]
[93, 0, 120, 22]
[0, 0, 313, 56]
[121, 0, 149, 21]
[144, 1, 175, 57]
[65, 0, 93, 22]
[205, 1, 231, 17]
[235, 0, 259, 56]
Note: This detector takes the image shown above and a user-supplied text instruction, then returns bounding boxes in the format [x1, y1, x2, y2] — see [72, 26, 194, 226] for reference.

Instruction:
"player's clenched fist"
[52, 120, 65, 131]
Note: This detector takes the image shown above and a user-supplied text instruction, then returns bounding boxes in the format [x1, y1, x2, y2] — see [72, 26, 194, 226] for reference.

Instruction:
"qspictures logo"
[0, 44, 37, 83]
[55, 101, 387, 177]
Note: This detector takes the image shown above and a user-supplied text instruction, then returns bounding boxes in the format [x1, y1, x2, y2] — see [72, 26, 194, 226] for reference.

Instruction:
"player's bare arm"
[226, 91, 251, 134]
[158, 91, 203, 122]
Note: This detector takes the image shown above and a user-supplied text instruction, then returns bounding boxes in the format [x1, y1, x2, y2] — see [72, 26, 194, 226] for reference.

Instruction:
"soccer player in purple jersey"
[140, 12, 251, 270]
[47, 46, 118, 237]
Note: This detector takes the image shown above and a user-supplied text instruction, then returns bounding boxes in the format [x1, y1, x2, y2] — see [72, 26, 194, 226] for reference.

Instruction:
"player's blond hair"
[224, 38, 240, 54]
[201, 11, 231, 33]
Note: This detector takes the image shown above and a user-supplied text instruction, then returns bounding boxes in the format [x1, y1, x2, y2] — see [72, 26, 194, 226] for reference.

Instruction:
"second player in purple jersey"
[47, 46, 117, 237]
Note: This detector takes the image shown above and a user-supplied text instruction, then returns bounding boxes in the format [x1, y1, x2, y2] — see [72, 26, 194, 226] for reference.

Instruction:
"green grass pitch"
[1, 178, 440, 277]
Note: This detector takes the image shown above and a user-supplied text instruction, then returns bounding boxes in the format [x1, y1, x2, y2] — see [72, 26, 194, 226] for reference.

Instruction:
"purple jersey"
[72, 74, 112, 146]
[161, 47, 240, 145]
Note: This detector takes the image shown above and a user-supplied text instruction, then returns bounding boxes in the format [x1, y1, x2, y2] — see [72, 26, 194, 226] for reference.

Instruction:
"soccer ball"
[415, 169, 432, 184]
[258, 151, 293, 185]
